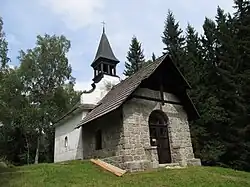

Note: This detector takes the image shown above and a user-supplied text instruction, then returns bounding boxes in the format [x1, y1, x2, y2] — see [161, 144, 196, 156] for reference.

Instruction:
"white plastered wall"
[54, 75, 120, 163]
[80, 75, 120, 105]
[54, 111, 88, 163]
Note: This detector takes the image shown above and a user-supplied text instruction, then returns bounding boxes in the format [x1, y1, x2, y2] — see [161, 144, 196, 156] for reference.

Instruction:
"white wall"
[54, 111, 87, 163]
[80, 75, 120, 105]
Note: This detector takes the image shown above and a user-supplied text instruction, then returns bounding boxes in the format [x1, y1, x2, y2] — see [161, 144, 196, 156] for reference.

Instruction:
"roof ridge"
[119, 54, 166, 83]
[94, 55, 167, 106]
[76, 55, 168, 128]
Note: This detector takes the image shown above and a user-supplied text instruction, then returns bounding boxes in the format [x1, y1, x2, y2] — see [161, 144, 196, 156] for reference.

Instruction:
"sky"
[1, 0, 235, 91]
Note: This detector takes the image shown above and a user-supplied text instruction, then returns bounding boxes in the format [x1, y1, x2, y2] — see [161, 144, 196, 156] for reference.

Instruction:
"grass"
[0, 160, 250, 187]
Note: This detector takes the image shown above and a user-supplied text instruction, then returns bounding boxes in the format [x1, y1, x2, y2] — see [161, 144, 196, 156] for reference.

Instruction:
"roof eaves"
[54, 103, 95, 127]
[76, 55, 167, 128]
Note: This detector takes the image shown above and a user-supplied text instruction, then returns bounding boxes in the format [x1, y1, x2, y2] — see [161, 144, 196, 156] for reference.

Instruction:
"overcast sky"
[1, 0, 235, 90]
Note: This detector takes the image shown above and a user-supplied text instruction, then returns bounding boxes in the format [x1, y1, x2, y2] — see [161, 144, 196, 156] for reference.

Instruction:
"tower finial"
[101, 21, 105, 33]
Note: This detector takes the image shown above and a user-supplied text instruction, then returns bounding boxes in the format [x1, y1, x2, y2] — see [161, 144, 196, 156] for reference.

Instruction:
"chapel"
[54, 27, 201, 172]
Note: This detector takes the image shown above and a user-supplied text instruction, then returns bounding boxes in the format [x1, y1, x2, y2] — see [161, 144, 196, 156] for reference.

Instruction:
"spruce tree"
[213, 6, 250, 170]
[152, 53, 156, 61]
[123, 36, 145, 76]
[185, 24, 202, 83]
[232, 0, 250, 170]
[185, 24, 205, 160]
[162, 9, 185, 71]
[144, 53, 157, 65]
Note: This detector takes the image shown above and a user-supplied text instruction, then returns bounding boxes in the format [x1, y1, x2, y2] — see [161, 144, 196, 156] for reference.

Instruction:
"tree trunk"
[24, 134, 30, 165]
[34, 134, 40, 164]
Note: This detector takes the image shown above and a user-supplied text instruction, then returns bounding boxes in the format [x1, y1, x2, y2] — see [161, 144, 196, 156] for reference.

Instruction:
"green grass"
[1, 160, 250, 187]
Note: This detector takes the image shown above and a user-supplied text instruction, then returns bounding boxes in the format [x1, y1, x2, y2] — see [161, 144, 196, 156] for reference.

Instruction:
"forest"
[1, 0, 250, 172]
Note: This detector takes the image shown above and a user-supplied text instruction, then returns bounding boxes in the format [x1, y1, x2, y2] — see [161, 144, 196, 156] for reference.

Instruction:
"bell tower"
[91, 25, 120, 83]
[80, 25, 120, 105]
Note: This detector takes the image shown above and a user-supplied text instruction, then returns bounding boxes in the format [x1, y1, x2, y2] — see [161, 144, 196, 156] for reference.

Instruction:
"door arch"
[148, 110, 171, 164]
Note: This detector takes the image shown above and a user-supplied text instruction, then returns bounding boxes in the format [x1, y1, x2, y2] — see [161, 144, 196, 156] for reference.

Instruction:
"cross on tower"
[101, 21, 106, 33]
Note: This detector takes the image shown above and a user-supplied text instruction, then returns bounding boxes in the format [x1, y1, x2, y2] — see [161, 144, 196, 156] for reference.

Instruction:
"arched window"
[64, 136, 68, 148]
[95, 130, 102, 150]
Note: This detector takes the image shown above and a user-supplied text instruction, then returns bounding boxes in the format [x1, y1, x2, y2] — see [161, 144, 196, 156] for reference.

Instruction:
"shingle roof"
[54, 102, 95, 126]
[92, 31, 119, 66]
[76, 55, 167, 128]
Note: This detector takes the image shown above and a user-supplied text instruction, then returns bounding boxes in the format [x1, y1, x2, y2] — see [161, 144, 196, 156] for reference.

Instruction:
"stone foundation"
[82, 88, 200, 172]
[119, 88, 200, 171]
[187, 158, 202, 166]
[145, 146, 159, 169]
[123, 160, 151, 172]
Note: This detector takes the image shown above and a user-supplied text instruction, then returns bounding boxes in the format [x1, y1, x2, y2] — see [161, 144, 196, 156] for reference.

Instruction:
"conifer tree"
[185, 24, 202, 83]
[184, 24, 205, 160]
[123, 36, 145, 76]
[232, 0, 250, 170]
[152, 53, 156, 61]
[162, 10, 185, 71]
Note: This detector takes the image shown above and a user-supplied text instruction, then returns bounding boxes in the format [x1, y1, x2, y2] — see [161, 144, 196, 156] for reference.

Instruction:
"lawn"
[0, 160, 250, 187]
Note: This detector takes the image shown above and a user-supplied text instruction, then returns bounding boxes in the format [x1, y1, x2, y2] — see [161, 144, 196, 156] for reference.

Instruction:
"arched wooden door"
[149, 110, 171, 164]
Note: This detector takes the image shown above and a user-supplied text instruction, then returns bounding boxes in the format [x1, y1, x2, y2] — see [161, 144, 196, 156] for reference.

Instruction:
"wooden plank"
[160, 84, 165, 106]
[91, 159, 126, 177]
[90, 159, 126, 177]
[133, 95, 182, 105]
[91, 159, 122, 176]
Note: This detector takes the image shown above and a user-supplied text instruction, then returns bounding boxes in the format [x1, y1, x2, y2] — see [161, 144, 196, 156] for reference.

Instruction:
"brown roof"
[76, 54, 198, 128]
[76, 55, 168, 128]
[54, 102, 95, 126]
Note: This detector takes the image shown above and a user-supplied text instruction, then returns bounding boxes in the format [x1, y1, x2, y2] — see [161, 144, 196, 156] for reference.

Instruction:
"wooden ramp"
[90, 159, 126, 177]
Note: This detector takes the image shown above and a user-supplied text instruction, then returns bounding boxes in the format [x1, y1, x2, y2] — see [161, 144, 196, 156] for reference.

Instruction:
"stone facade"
[82, 108, 125, 168]
[54, 28, 201, 171]
[79, 88, 200, 172]
[119, 88, 200, 171]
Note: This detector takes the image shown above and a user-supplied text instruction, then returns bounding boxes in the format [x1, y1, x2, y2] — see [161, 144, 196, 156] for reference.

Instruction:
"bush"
[0, 156, 14, 168]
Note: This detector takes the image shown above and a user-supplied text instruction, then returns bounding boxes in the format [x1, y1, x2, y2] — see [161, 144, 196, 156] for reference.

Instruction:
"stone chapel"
[54, 28, 201, 172]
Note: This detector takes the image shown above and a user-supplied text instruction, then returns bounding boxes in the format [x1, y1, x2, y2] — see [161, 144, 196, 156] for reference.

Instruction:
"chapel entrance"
[149, 110, 171, 164]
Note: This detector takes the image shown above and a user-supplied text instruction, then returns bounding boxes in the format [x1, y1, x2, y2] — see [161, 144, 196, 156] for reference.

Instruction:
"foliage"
[0, 19, 80, 165]
[161, 2, 250, 171]
[123, 36, 145, 76]
[0, 17, 9, 69]
[152, 53, 156, 61]
[1, 0, 250, 173]
[162, 9, 185, 72]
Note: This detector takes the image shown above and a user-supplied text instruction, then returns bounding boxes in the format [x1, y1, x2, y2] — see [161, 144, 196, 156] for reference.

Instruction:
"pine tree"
[162, 9, 185, 71]
[123, 36, 145, 76]
[152, 53, 156, 61]
[184, 24, 206, 161]
[231, 0, 250, 170]
[185, 24, 202, 84]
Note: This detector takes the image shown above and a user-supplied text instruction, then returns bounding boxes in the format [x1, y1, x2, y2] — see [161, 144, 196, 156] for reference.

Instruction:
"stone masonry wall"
[121, 88, 199, 171]
[82, 108, 125, 168]
[81, 87, 200, 171]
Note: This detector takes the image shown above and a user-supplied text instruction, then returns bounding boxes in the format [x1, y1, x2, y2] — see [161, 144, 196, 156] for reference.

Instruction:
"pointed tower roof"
[91, 28, 119, 67]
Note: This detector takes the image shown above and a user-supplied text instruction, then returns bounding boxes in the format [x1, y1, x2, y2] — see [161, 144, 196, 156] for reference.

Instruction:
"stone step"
[159, 163, 180, 167]
[159, 163, 185, 169]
